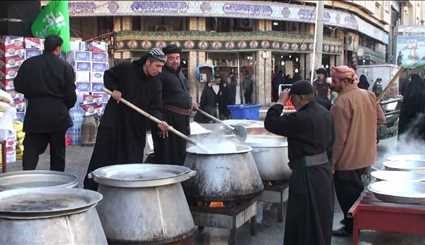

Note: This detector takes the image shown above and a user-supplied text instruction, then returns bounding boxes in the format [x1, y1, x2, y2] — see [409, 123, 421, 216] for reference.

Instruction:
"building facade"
[67, 0, 396, 105]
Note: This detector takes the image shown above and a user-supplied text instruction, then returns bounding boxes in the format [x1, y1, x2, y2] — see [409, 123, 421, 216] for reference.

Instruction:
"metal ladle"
[195, 108, 248, 141]
[103, 88, 209, 153]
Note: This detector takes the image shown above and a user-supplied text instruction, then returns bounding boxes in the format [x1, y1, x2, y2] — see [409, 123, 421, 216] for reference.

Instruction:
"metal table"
[349, 191, 425, 245]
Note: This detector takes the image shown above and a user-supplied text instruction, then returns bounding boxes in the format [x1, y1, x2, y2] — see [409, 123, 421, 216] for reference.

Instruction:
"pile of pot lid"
[186, 143, 252, 155]
[0, 188, 102, 219]
[0, 170, 78, 191]
[90, 164, 196, 188]
[383, 160, 425, 171]
[245, 135, 287, 148]
[368, 181, 425, 205]
[386, 154, 425, 162]
[371, 170, 425, 182]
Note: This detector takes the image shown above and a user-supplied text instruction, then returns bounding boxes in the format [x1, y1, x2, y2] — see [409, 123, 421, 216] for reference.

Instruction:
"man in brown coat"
[330, 65, 385, 236]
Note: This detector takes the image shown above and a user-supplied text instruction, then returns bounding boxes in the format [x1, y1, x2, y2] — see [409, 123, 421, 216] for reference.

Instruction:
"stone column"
[305, 53, 312, 81]
[255, 51, 272, 105]
[113, 17, 122, 32]
[121, 16, 132, 31]
[187, 17, 206, 101]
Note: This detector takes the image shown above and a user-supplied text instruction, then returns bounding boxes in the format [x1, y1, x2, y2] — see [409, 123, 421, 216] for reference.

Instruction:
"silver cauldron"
[91, 164, 196, 244]
[0, 188, 106, 245]
[185, 144, 264, 201]
[0, 170, 78, 190]
[245, 135, 291, 181]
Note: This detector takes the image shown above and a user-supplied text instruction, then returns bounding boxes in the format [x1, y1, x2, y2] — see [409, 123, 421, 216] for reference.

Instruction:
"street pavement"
[8, 136, 425, 245]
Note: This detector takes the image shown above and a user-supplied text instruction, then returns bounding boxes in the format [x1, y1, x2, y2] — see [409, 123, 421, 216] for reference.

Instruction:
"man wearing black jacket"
[84, 48, 169, 190]
[14, 35, 76, 171]
[151, 44, 197, 164]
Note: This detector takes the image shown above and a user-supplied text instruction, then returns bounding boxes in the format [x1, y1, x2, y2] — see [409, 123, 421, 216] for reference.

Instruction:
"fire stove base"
[260, 180, 289, 223]
[190, 197, 257, 245]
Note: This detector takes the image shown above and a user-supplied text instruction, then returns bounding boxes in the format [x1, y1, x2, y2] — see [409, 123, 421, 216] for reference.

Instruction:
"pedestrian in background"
[14, 35, 76, 171]
[398, 74, 425, 142]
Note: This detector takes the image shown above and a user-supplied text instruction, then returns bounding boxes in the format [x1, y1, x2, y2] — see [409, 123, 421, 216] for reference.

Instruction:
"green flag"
[31, 0, 70, 53]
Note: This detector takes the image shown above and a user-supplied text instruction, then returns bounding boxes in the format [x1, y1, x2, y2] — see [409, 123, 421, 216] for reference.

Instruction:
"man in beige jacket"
[330, 65, 385, 237]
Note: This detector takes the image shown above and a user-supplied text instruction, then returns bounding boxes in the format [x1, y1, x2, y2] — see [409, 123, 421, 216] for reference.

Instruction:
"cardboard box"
[25, 49, 42, 59]
[91, 83, 104, 92]
[90, 72, 103, 83]
[88, 41, 107, 52]
[70, 51, 91, 62]
[0, 67, 19, 80]
[0, 51, 25, 68]
[75, 71, 90, 82]
[1, 79, 14, 91]
[0, 46, 25, 58]
[91, 52, 108, 62]
[24, 37, 43, 50]
[0, 36, 24, 50]
[81, 93, 103, 105]
[92, 92, 110, 104]
[75, 62, 91, 71]
[92, 62, 108, 72]
[70, 40, 87, 52]
[75, 81, 91, 92]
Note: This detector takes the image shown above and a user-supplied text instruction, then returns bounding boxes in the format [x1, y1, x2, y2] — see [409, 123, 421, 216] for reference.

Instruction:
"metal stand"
[260, 181, 289, 222]
[191, 197, 258, 245]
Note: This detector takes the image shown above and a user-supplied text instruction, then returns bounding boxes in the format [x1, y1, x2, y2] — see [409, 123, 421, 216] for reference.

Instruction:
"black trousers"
[334, 168, 368, 232]
[23, 131, 66, 171]
[151, 111, 189, 165]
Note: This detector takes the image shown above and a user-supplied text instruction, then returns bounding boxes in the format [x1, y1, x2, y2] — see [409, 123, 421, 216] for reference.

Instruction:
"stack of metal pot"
[0, 170, 107, 245]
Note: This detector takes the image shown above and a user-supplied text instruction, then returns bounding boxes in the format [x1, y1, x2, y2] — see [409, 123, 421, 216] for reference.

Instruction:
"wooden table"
[349, 191, 425, 245]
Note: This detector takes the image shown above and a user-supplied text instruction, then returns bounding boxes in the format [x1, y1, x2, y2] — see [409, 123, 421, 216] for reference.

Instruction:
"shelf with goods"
[0, 35, 111, 150]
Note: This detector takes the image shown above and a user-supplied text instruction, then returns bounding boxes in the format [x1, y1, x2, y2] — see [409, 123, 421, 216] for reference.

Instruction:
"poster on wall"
[397, 35, 425, 68]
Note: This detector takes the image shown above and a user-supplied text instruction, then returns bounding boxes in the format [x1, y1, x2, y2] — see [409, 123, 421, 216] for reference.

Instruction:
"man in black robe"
[14, 35, 76, 171]
[264, 80, 334, 245]
[194, 81, 218, 123]
[151, 44, 196, 165]
[84, 48, 169, 190]
[218, 79, 233, 119]
[398, 74, 425, 141]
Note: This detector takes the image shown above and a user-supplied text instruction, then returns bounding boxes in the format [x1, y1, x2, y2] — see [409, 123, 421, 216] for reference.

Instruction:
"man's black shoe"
[332, 227, 352, 237]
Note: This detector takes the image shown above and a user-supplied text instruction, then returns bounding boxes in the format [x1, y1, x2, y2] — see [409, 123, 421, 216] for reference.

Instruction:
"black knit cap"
[162, 44, 181, 55]
[289, 80, 314, 95]
[316, 67, 327, 75]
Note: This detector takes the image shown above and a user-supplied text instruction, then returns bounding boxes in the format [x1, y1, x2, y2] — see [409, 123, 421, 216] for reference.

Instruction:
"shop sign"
[69, 1, 388, 44]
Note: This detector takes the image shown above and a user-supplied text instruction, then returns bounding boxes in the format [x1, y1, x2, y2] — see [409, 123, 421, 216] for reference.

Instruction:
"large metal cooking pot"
[91, 164, 196, 244]
[185, 144, 264, 201]
[245, 135, 291, 181]
[0, 170, 78, 190]
[0, 188, 106, 245]
[368, 180, 425, 204]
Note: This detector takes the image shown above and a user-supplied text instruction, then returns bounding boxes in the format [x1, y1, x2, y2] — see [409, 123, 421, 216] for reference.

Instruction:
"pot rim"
[0, 188, 102, 219]
[0, 170, 79, 191]
[91, 164, 197, 188]
[245, 135, 288, 148]
[186, 144, 252, 155]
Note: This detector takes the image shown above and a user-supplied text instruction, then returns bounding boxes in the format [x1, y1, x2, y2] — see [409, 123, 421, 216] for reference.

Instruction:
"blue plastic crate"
[227, 104, 261, 120]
